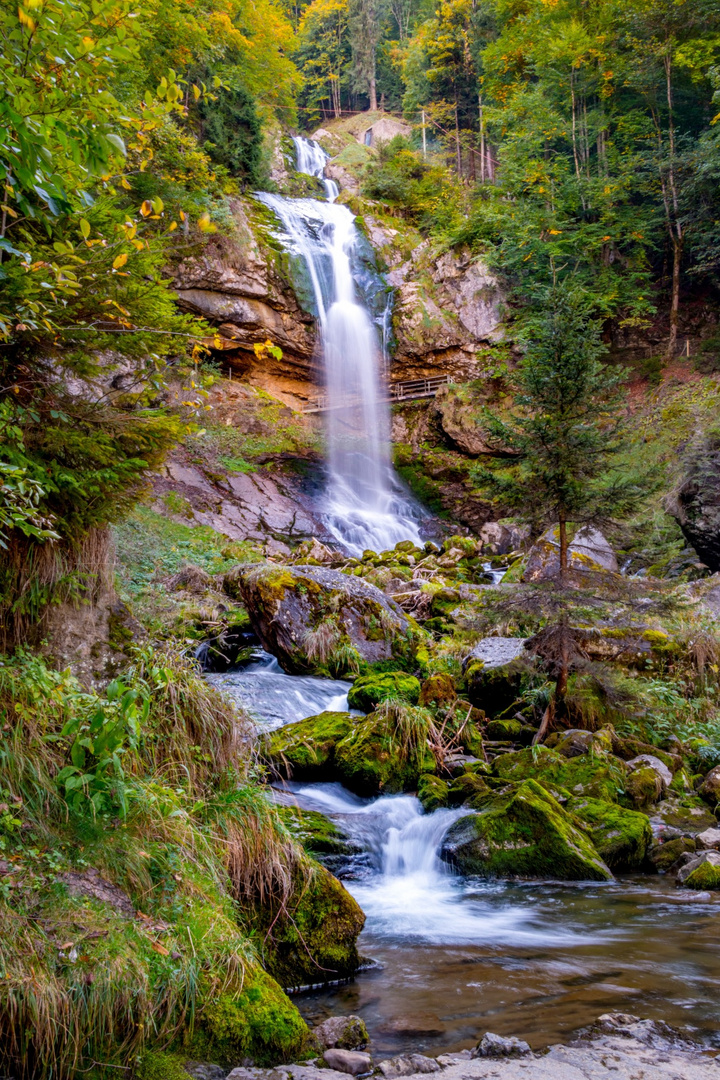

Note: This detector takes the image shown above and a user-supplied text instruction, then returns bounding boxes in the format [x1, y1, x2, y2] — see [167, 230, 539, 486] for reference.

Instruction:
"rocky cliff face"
[171, 199, 318, 405]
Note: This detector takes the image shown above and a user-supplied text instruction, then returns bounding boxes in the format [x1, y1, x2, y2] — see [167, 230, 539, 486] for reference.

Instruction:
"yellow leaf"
[132, 239, 144, 251]
[179, 210, 186, 222]
[140, 200, 153, 217]
[113, 253, 128, 269]
[80, 219, 91, 239]
[120, 177, 132, 190]
[168, 221, 177, 232]
[192, 84, 201, 101]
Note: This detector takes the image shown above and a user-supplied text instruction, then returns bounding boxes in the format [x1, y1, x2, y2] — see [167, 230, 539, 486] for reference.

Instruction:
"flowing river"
[208, 661, 720, 1055]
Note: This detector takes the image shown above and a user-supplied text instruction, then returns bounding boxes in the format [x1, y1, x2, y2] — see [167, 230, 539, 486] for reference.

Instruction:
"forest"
[2, 0, 720, 1077]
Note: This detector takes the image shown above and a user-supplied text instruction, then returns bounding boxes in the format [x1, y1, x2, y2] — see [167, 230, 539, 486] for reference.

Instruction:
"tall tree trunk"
[454, 96, 461, 178]
[369, 74, 377, 112]
[558, 512, 568, 585]
[668, 234, 683, 360]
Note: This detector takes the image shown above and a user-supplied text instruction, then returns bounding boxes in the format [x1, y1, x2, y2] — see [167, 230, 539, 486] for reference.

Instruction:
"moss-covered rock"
[334, 707, 437, 796]
[463, 639, 530, 715]
[419, 673, 457, 707]
[625, 765, 664, 807]
[348, 671, 421, 711]
[569, 797, 652, 871]
[440, 779, 612, 880]
[648, 836, 696, 871]
[195, 965, 310, 1065]
[485, 717, 535, 744]
[448, 770, 491, 807]
[684, 859, 720, 890]
[279, 806, 355, 856]
[418, 773, 450, 812]
[699, 764, 720, 806]
[491, 745, 627, 802]
[255, 861, 365, 990]
[268, 712, 355, 781]
[224, 562, 420, 674]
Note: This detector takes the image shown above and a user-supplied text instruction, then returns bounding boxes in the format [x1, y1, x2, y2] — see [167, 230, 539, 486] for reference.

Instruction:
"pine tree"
[475, 285, 649, 582]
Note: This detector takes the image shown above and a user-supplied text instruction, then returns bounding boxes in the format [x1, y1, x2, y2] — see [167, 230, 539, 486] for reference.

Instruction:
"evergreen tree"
[195, 80, 264, 187]
[475, 285, 649, 581]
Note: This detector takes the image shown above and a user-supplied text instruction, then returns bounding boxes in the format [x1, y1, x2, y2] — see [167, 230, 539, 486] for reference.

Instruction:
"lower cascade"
[256, 139, 424, 556]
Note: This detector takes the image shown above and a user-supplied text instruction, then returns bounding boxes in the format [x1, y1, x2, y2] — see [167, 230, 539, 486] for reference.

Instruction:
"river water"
[211, 660, 720, 1053]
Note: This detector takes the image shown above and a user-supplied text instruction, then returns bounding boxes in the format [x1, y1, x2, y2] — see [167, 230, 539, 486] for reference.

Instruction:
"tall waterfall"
[256, 139, 423, 556]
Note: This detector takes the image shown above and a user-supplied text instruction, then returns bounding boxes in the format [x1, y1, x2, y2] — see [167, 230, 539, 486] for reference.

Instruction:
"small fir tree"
[475, 285, 649, 582]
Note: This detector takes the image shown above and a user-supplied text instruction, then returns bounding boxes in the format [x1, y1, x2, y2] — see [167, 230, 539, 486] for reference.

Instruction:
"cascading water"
[256, 140, 424, 556]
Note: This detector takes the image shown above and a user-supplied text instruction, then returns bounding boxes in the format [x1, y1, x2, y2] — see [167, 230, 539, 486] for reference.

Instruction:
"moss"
[418, 773, 450, 812]
[268, 711, 355, 780]
[684, 860, 720, 890]
[195, 966, 309, 1065]
[448, 770, 491, 807]
[624, 765, 663, 807]
[279, 806, 354, 856]
[501, 557, 526, 583]
[347, 671, 421, 711]
[485, 717, 534, 744]
[419, 673, 456, 707]
[649, 836, 696, 871]
[465, 657, 528, 716]
[255, 862, 365, 989]
[569, 797, 652, 871]
[334, 710, 436, 796]
[442, 779, 612, 880]
[134, 1051, 189, 1080]
[492, 746, 627, 802]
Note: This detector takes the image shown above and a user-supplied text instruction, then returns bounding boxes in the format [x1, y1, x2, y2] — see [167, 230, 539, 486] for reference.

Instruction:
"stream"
[210, 660, 720, 1055]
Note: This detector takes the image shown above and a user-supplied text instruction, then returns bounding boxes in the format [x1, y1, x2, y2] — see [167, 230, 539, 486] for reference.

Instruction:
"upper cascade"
[256, 138, 423, 556]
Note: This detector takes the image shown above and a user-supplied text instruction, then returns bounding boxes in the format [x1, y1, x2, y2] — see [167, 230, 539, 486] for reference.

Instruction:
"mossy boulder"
[195, 965, 309, 1065]
[625, 765, 664, 807]
[418, 773, 450, 812]
[333, 707, 437, 796]
[440, 779, 612, 880]
[463, 638, 531, 715]
[268, 712, 355, 781]
[348, 671, 420, 711]
[448, 771, 491, 807]
[569, 797, 652, 871]
[699, 764, 720, 806]
[648, 836, 696, 871]
[280, 806, 355, 856]
[485, 717, 535, 744]
[224, 562, 420, 674]
[684, 858, 720, 890]
[546, 727, 614, 759]
[255, 861, 365, 990]
[491, 745, 627, 802]
[419, 673, 457, 707]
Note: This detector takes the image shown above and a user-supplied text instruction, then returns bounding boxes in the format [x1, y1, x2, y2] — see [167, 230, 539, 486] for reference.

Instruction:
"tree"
[296, 0, 351, 119]
[349, 0, 386, 110]
[474, 285, 648, 582]
[193, 78, 264, 185]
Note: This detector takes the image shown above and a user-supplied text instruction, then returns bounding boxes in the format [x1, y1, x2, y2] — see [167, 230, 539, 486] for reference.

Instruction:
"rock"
[569, 797, 653, 872]
[419, 673, 457, 707]
[699, 764, 720, 805]
[322, 1049, 372, 1075]
[491, 745, 628, 803]
[696, 826, 720, 850]
[626, 754, 672, 790]
[313, 1015, 368, 1050]
[485, 718, 535, 745]
[378, 1055, 440, 1077]
[649, 836, 697, 871]
[224, 563, 417, 674]
[188, 1066, 227, 1080]
[347, 672, 421, 712]
[677, 849, 720, 885]
[625, 766, 665, 807]
[463, 638, 530, 714]
[473, 1033, 532, 1058]
[523, 525, 618, 582]
[667, 435, 720, 571]
[440, 779, 612, 880]
[60, 868, 136, 918]
[545, 729, 608, 758]
[417, 774, 450, 812]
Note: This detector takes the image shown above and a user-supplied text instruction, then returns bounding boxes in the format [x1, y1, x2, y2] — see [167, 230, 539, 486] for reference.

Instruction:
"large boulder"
[523, 525, 618, 583]
[347, 671, 420, 712]
[668, 436, 720, 571]
[569, 797, 653, 871]
[224, 563, 419, 674]
[439, 779, 612, 880]
[699, 764, 720, 805]
[463, 637, 530, 715]
[491, 745, 628, 803]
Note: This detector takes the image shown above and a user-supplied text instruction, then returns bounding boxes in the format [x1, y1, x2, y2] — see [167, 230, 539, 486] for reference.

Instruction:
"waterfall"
[256, 139, 423, 556]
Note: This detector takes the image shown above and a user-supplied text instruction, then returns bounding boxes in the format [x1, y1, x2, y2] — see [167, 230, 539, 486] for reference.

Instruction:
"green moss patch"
[569, 797, 652, 871]
[348, 671, 421, 711]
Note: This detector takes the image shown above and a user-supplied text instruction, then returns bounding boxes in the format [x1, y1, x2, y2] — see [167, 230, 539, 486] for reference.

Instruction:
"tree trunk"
[667, 233, 683, 361]
[369, 74, 377, 112]
[454, 98, 461, 178]
[558, 513, 568, 585]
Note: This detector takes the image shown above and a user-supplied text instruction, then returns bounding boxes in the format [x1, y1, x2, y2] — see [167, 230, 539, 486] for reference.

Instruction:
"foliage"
[474, 285, 652, 570]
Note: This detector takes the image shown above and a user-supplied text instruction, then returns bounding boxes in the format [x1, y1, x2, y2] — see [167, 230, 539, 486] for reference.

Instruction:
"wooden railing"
[302, 374, 449, 413]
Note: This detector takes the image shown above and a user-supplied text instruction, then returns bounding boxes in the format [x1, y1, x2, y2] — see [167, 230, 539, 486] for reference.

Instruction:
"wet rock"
[678, 850, 720, 889]
[440, 779, 612, 881]
[378, 1055, 440, 1077]
[417, 774, 451, 812]
[224, 563, 417, 674]
[648, 836, 696, 871]
[695, 826, 720, 850]
[569, 797, 653, 872]
[591, 1011, 698, 1050]
[347, 672, 421, 712]
[523, 525, 618, 583]
[473, 1033, 532, 1058]
[322, 1049, 372, 1075]
[313, 1015, 368, 1050]
[699, 763, 720, 805]
[667, 435, 720, 572]
[463, 638, 530, 715]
